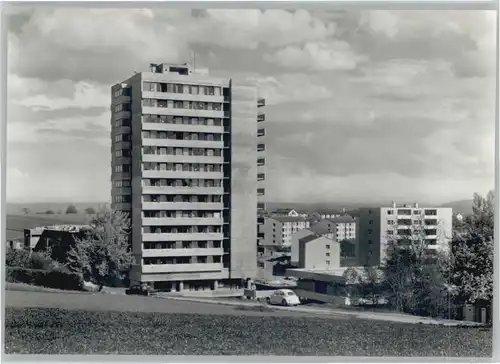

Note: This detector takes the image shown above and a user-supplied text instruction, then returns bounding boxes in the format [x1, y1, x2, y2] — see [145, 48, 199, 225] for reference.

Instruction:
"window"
[368, 229, 373, 234]
[369, 220, 374, 225]
[387, 210, 394, 215]
[387, 230, 394, 236]
[326, 260, 331, 265]
[205, 86, 215, 95]
[368, 239, 373, 244]
[326, 252, 330, 257]
[326, 244, 330, 249]
[143, 99, 156, 107]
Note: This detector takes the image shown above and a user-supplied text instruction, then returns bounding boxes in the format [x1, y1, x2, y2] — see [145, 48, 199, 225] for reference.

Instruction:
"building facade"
[259, 216, 310, 249]
[290, 225, 334, 266]
[298, 235, 340, 270]
[110, 63, 264, 291]
[357, 202, 453, 266]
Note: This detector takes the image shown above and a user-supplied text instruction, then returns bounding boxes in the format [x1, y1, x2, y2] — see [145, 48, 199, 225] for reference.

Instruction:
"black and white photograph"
[2, 4, 497, 359]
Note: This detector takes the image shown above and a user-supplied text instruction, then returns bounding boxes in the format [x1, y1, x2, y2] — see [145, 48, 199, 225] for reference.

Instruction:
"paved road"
[5, 290, 350, 319]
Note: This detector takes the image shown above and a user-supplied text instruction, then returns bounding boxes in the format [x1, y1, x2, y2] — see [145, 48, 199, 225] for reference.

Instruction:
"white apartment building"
[312, 216, 357, 241]
[357, 202, 453, 266]
[111, 62, 265, 292]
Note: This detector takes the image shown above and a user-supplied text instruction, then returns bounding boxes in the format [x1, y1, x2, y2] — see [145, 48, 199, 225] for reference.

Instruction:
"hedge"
[6, 267, 84, 291]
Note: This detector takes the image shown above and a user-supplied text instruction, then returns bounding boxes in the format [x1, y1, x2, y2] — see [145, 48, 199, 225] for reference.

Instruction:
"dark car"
[125, 285, 156, 296]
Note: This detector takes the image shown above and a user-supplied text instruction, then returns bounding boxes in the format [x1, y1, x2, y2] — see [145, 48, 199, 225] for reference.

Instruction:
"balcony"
[142, 201, 224, 210]
[142, 247, 224, 257]
[142, 154, 224, 164]
[142, 170, 224, 179]
[142, 122, 224, 134]
[142, 232, 224, 242]
[142, 217, 224, 226]
[257, 113, 265, 122]
[257, 98, 266, 107]
[142, 263, 222, 274]
[142, 106, 225, 119]
[142, 138, 223, 149]
[142, 186, 224, 195]
[142, 91, 224, 104]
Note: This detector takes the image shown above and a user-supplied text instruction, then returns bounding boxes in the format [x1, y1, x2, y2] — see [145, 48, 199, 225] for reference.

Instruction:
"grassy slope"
[4, 307, 492, 356]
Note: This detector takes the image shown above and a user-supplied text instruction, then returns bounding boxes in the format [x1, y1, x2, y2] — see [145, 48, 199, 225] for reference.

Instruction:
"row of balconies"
[142, 247, 224, 258]
[143, 170, 225, 179]
[142, 217, 224, 226]
[142, 138, 224, 149]
[142, 232, 224, 242]
[142, 154, 224, 164]
[142, 186, 224, 195]
[143, 106, 227, 119]
[142, 122, 225, 134]
[141, 263, 222, 274]
[142, 202, 224, 210]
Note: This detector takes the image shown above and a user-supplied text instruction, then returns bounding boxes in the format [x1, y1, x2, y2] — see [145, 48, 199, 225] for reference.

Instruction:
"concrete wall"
[300, 236, 341, 269]
[260, 217, 283, 247]
[291, 229, 314, 266]
[228, 78, 258, 280]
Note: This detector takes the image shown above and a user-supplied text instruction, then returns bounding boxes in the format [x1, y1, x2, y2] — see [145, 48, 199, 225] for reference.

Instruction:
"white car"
[266, 289, 301, 306]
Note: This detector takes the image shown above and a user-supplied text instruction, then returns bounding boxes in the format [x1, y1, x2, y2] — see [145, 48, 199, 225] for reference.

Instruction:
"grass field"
[4, 306, 492, 356]
[6, 213, 90, 240]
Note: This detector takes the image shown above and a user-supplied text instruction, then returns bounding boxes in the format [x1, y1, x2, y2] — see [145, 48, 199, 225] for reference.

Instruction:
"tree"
[451, 192, 494, 306]
[66, 208, 133, 291]
[380, 214, 451, 315]
[45, 210, 55, 215]
[84, 207, 96, 215]
[66, 205, 78, 214]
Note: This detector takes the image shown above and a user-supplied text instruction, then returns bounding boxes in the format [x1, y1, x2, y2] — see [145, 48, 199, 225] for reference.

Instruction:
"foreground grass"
[4, 308, 492, 356]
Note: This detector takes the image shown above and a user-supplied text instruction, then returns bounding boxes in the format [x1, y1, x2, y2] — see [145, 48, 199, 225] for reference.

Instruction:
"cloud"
[9, 75, 110, 110]
[9, 8, 338, 83]
[5, 8, 496, 204]
[264, 40, 368, 71]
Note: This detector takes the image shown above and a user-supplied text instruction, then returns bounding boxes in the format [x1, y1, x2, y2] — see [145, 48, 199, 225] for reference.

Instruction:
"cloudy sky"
[6, 7, 496, 205]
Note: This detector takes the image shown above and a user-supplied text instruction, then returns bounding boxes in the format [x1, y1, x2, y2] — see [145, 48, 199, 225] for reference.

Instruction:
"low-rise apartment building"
[357, 202, 453, 266]
[290, 224, 334, 266]
[259, 216, 310, 249]
[298, 235, 340, 270]
[312, 216, 357, 242]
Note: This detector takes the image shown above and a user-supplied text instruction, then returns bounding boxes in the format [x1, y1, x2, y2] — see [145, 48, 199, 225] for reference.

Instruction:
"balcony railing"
[142, 201, 224, 210]
[142, 247, 224, 258]
[142, 263, 222, 273]
[142, 217, 224, 226]
[142, 232, 224, 242]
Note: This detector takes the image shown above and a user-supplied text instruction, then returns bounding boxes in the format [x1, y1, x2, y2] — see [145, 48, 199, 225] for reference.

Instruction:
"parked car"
[125, 284, 156, 296]
[266, 289, 301, 306]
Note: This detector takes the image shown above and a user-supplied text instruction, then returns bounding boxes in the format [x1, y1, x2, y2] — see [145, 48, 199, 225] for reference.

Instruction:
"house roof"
[325, 215, 357, 224]
[299, 234, 335, 245]
[308, 224, 331, 235]
[270, 216, 308, 223]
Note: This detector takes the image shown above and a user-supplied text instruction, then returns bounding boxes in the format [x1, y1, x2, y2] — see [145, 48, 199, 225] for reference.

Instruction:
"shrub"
[6, 267, 84, 291]
[28, 252, 54, 270]
[6, 249, 30, 268]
